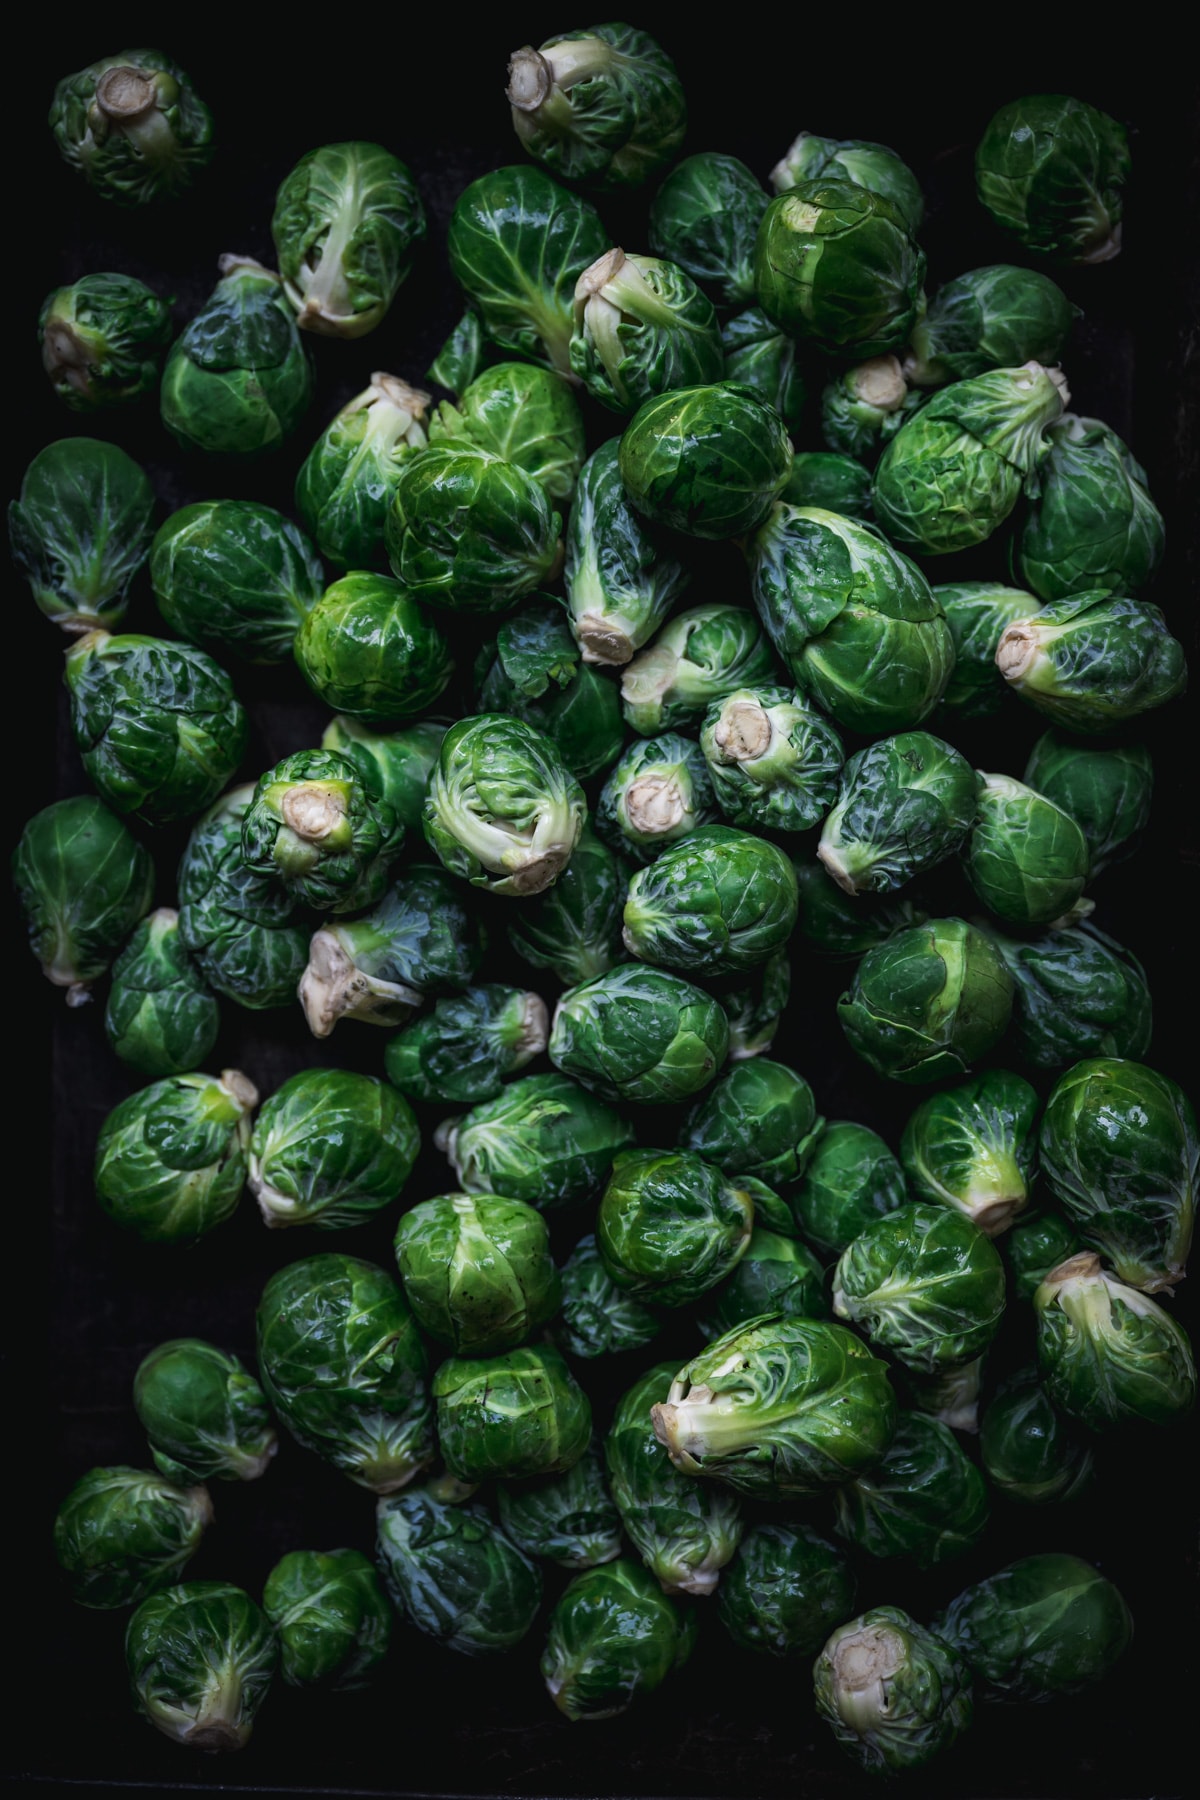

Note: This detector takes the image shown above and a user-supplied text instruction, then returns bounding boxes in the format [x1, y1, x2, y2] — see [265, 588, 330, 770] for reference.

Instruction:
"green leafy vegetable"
[125, 1582, 276, 1751]
[133, 1340, 276, 1484]
[833, 1202, 1007, 1372]
[49, 49, 214, 204]
[791, 1120, 908, 1256]
[105, 909, 219, 1078]
[596, 1150, 754, 1307]
[94, 1069, 256, 1245]
[150, 500, 324, 665]
[649, 152, 766, 308]
[814, 1607, 973, 1774]
[900, 1071, 1039, 1237]
[10, 437, 155, 632]
[563, 438, 691, 665]
[718, 1523, 855, 1658]
[394, 1191, 559, 1356]
[995, 590, 1187, 733]
[248, 1069, 418, 1231]
[619, 382, 793, 539]
[423, 714, 585, 896]
[936, 1554, 1132, 1702]
[39, 273, 173, 409]
[14, 796, 153, 1005]
[818, 732, 977, 896]
[832, 1413, 990, 1568]
[976, 96, 1130, 262]
[507, 24, 685, 187]
[436, 1071, 634, 1210]
[54, 1467, 211, 1608]
[433, 1343, 591, 1482]
[263, 1549, 391, 1688]
[294, 573, 452, 726]
[557, 1234, 661, 1359]
[550, 965, 730, 1104]
[541, 1559, 693, 1719]
[498, 1441, 622, 1569]
[1034, 1252, 1196, 1430]
[838, 917, 1014, 1085]
[295, 376, 430, 567]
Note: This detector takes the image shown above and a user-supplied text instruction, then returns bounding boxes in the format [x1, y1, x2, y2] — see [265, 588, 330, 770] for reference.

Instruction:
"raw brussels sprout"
[376, 1488, 542, 1655]
[906, 265, 1076, 387]
[161, 257, 314, 456]
[242, 747, 397, 916]
[679, 1059, 822, 1191]
[979, 1369, 1095, 1505]
[907, 1356, 987, 1434]
[294, 573, 452, 726]
[701, 684, 843, 834]
[474, 599, 624, 782]
[1006, 1212, 1083, 1302]
[446, 166, 607, 376]
[508, 824, 629, 987]
[563, 438, 690, 665]
[436, 1072, 634, 1209]
[754, 181, 925, 357]
[966, 772, 1090, 928]
[177, 787, 309, 1012]
[623, 825, 798, 977]
[508, 23, 685, 187]
[1039, 1058, 1196, 1293]
[734, 1175, 797, 1238]
[14, 797, 153, 1005]
[652, 1316, 896, 1499]
[792, 858, 926, 961]
[95, 1069, 256, 1245]
[783, 451, 872, 519]
[385, 986, 548, 1107]
[498, 1442, 621, 1569]
[596, 1149, 754, 1307]
[550, 965, 729, 1105]
[258, 1253, 432, 1490]
[10, 437, 155, 633]
[54, 1467, 211, 1608]
[1035, 1252, 1196, 1430]
[125, 1583, 275, 1752]
[150, 500, 324, 665]
[833, 1413, 990, 1568]
[649, 152, 767, 309]
[558, 1234, 661, 1358]
[814, 1607, 973, 1775]
[873, 361, 1069, 555]
[618, 382, 793, 539]
[983, 917, 1152, 1072]
[621, 604, 776, 736]
[934, 582, 1041, 717]
[431, 361, 585, 502]
[718, 1523, 854, 1658]
[976, 96, 1130, 262]
[721, 948, 791, 1061]
[839, 917, 1014, 1085]
[747, 504, 954, 734]
[1015, 414, 1165, 601]
[771, 130, 924, 233]
[937, 1554, 1132, 1703]
[541, 1559, 692, 1719]
[702, 1229, 827, 1338]
[272, 141, 425, 338]
[49, 49, 214, 204]
[394, 1191, 559, 1356]
[819, 355, 917, 463]
[901, 1072, 1039, 1237]
[263, 1549, 391, 1688]
[295, 376, 430, 568]
[248, 1069, 418, 1231]
[1024, 734, 1152, 877]
[996, 590, 1187, 732]
[606, 1363, 743, 1595]
[423, 714, 585, 896]
[39, 272, 173, 410]
[791, 1120, 908, 1255]
[433, 1344, 591, 1482]
[134, 1340, 276, 1485]
[570, 249, 723, 413]
[595, 732, 717, 866]
[65, 630, 248, 825]
[719, 307, 806, 428]
[105, 909, 219, 1078]
[834, 1202, 1007, 1372]
[321, 717, 446, 831]
[818, 732, 978, 896]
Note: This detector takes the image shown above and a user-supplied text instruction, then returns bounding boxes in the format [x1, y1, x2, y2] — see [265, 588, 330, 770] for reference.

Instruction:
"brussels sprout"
[595, 732, 716, 866]
[900, 1072, 1038, 1239]
[295, 376, 430, 568]
[134, 1340, 275, 1485]
[906, 265, 1076, 387]
[105, 909, 219, 1078]
[814, 1607, 973, 1775]
[834, 1202, 1007, 1372]
[322, 717, 446, 832]
[177, 787, 309, 1012]
[771, 130, 924, 232]
[755, 181, 925, 357]
[150, 500, 324, 665]
[937, 1554, 1132, 1704]
[499, 1441, 622, 1569]
[541, 1559, 692, 1719]
[747, 504, 954, 734]
[818, 733, 977, 897]
[14, 797, 153, 1005]
[652, 1316, 896, 1499]
[984, 917, 1152, 1072]
[474, 600, 624, 782]
[1006, 1212, 1083, 1303]
[734, 1176, 797, 1238]
[65, 630, 248, 826]
[1016, 414, 1165, 601]
[563, 439, 690, 666]
[783, 451, 872, 519]
[966, 773, 1091, 929]
[431, 362, 585, 502]
[49, 49, 214, 204]
[997, 590, 1187, 732]
[819, 355, 918, 463]
[791, 1120, 908, 1255]
[423, 714, 585, 897]
[719, 307, 807, 428]
[833, 1413, 990, 1569]
[241, 747, 397, 915]
[385, 987, 548, 1108]
[551, 965, 730, 1105]
[40, 273, 173, 410]
[447, 166, 607, 376]
[649, 152, 767, 309]
[1035, 1252, 1196, 1430]
[934, 582, 1041, 717]
[619, 382, 793, 539]
[606, 1363, 742, 1594]
[1024, 734, 1152, 878]
[10, 437, 155, 633]
[873, 361, 1069, 555]
[623, 826, 798, 978]
[557, 1233, 661, 1358]
[907, 1355, 987, 1434]
[126, 1582, 276, 1751]
[508, 824, 629, 987]
[272, 141, 425, 338]
[976, 96, 1130, 262]
[979, 1369, 1095, 1505]
[792, 858, 926, 961]
[570, 249, 723, 414]
[702, 1229, 828, 1338]
[679, 1059, 822, 1191]
[394, 1191, 559, 1356]
[434, 1344, 591, 1482]
[161, 257, 314, 456]
[263, 1549, 391, 1688]
[436, 1072, 634, 1209]
[839, 917, 1014, 1085]
[508, 24, 684, 187]
[721, 949, 792, 1061]
[248, 1069, 418, 1232]
[596, 1150, 754, 1307]
[376, 1487, 542, 1656]
[95, 1069, 256, 1245]
[258, 1253, 432, 1490]
[621, 605, 776, 737]
[54, 1467, 211, 1609]
[294, 574, 452, 727]
[718, 1523, 854, 1658]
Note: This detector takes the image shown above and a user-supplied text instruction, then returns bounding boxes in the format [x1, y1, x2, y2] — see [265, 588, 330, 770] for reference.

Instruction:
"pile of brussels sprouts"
[16, 32, 1196, 1783]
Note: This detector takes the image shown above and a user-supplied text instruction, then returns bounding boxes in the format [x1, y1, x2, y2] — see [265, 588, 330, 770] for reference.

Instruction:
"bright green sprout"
[771, 130, 924, 232]
[679, 1058, 823, 1191]
[818, 732, 978, 896]
[293, 573, 453, 727]
[596, 1149, 754, 1307]
[94, 1069, 256, 1245]
[105, 908, 219, 1078]
[813, 1606, 973, 1775]
[833, 1201, 1007, 1372]
[649, 152, 767, 308]
[900, 1071, 1040, 1237]
[295, 375, 430, 567]
[423, 714, 585, 896]
[623, 825, 798, 977]
[540, 1559, 693, 1720]
[1014, 414, 1164, 601]
[241, 747, 397, 916]
[133, 1340, 276, 1484]
[248, 1069, 419, 1231]
[838, 917, 1014, 1085]
[563, 438, 691, 666]
[618, 382, 793, 539]
[1034, 1251, 1196, 1430]
[701, 1229, 828, 1338]
[595, 732, 717, 865]
[321, 718, 447, 832]
[431, 361, 586, 501]
[474, 599, 624, 782]
[975, 96, 1130, 262]
[394, 1191, 560, 1356]
[433, 1343, 591, 1483]
[995, 590, 1187, 733]
[1023, 733, 1153, 877]
[934, 582, 1041, 717]
[905, 265, 1076, 387]
[620, 603, 777, 736]
[54, 1466, 212, 1609]
[570, 248, 724, 413]
[791, 1120, 908, 1256]
[435, 1071, 634, 1210]
[965, 772, 1090, 927]
[386, 986, 548, 1107]
[981, 916, 1152, 1072]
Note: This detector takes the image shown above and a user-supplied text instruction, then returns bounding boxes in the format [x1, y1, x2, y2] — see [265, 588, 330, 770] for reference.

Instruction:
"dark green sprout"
[720, 948, 792, 1061]
[507, 24, 685, 188]
[498, 1442, 622, 1569]
[649, 153, 767, 309]
[385, 986, 548, 1107]
[125, 1582, 276, 1752]
[838, 917, 1014, 1085]
[754, 182, 924, 356]
[150, 500, 324, 665]
[792, 858, 927, 961]
[508, 823, 630, 987]
[934, 582, 1042, 717]
[771, 130, 924, 233]
[783, 452, 872, 519]
[623, 825, 798, 978]
[618, 382, 793, 539]
[818, 732, 978, 897]
[563, 438, 691, 666]
[295, 375, 430, 568]
[595, 732, 717, 866]
[1034, 1252, 1196, 1431]
[1005, 1212, 1083, 1303]
[433, 1343, 591, 1482]
[936, 1554, 1132, 1703]
[791, 1120, 909, 1256]
[900, 1071, 1040, 1238]
[49, 49, 214, 204]
[975, 96, 1130, 262]
[105, 909, 219, 1078]
[833, 1202, 1007, 1373]
[719, 307, 806, 428]
[14, 796, 153, 1005]
[541, 1559, 693, 1720]
[679, 1058, 823, 1190]
[293, 573, 453, 727]
[701, 1229, 828, 1338]
[596, 1149, 754, 1307]
[820, 356, 921, 463]
[550, 965, 730, 1105]
[134, 1339, 275, 1485]
[982, 917, 1152, 1072]
[905, 265, 1076, 387]
[431, 361, 585, 502]
[832, 1413, 990, 1568]
[557, 1234, 661, 1359]
[1023, 734, 1153, 878]
[394, 1191, 560, 1356]
[241, 748, 397, 916]
[979, 1369, 1095, 1505]
[717, 1523, 855, 1659]
[995, 591, 1187, 733]
[814, 1606, 973, 1775]
[54, 1466, 211, 1608]
[39, 272, 173, 410]
[621, 604, 776, 737]
[1014, 414, 1165, 601]
[436, 1071, 634, 1210]
[263, 1549, 391, 1688]
[248, 1069, 419, 1232]
[322, 718, 446, 832]
[94, 1069, 256, 1245]
[376, 1487, 542, 1655]
[10, 437, 156, 633]
[474, 599, 624, 782]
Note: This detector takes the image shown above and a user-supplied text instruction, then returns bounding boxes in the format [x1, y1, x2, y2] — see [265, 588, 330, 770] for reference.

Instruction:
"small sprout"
[54, 1467, 212, 1609]
[263, 1549, 391, 1689]
[377, 1486, 542, 1655]
[134, 1340, 276, 1485]
[95, 1070, 257, 1245]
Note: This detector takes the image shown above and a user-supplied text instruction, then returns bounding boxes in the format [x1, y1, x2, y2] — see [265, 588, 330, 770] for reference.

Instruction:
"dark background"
[6, 17, 1198, 1799]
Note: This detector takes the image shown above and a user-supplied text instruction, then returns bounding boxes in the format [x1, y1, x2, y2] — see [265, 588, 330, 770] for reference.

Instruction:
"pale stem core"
[576, 613, 634, 665]
[994, 620, 1041, 679]
[298, 930, 421, 1038]
[518, 994, 551, 1059]
[851, 355, 906, 411]
[833, 1625, 903, 1730]
[506, 46, 552, 109]
[282, 785, 346, 843]
[714, 699, 770, 762]
[816, 840, 859, 896]
[95, 67, 158, 120]
[42, 321, 93, 391]
[220, 1069, 259, 1111]
[575, 247, 626, 302]
[218, 253, 275, 280]
[620, 645, 677, 709]
[625, 773, 686, 835]
[370, 372, 431, 417]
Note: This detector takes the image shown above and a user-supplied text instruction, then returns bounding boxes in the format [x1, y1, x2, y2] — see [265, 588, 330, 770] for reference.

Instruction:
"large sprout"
[550, 965, 730, 1105]
[49, 49, 214, 204]
[433, 1344, 591, 1482]
[432, 361, 585, 502]
[701, 684, 843, 833]
[771, 130, 924, 232]
[982, 917, 1152, 1072]
[623, 826, 798, 977]
[423, 714, 585, 896]
[570, 249, 723, 413]
[791, 1120, 908, 1255]
[813, 1607, 973, 1775]
[178, 787, 310, 1012]
[1034, 1253, 1196, 1431]
[620, 604, 776, 736]
[832, 1414, 990, 1569]
[376, 1487, 542, 1655]
[507, 24, 685, 187]
[248, 1069, 419, 1231]
[979, 1369, 1095, 1505]
[498, 1442, 621, 1569]
[150, 500, 324, 666]
[833, 1202, 1007, 1373]
[618, 382, 793, 539]
[563, 439, 690, 666]
[649, 152, 767, 308]
[718, 1523, 855, 1659]
[54, 1466, 212, 1608]
[540, 1559, 693, 1720]
[295, 375, 429, 568]
[1023, 733, 1153, 878]
[94, 1070, 256, 1245]
[934, 582, 1042, 717]
[10, 437, 156, 633]
[394, 1191, 559, 1356]
[1014, 414, 1165, 600]
[14, 796, 153, 1005]
[905, 265, 1076, 387]
[385, 985, 547, 1107]
[436, 1072, 634, 1210]
[125, 1583, 276, 1752]
[817, 732, 978, 896]
[995, 591, 1187, 733]
[838, 917, 1014, 1085]
[936, 1554, 1133, 1702]
[293, 573, 453, 727]
[39, 272, 172, 410]
[679, 1058, 823, 1191]
[474, 599, 624, 783]
[241, 748, 396, 915]
[508, 823, 629, 987]
[134, 1339, 275, 1485]
[263, 1549, 391, 1689]
[596, 1150, 754, 1307]
[975, 96, 1130, 262]
[595, 732, 716, 865]
[386, 445, 563, 613]
[105, 909, 219, 1078]
[702, 1229, 828, 1338]
[557, 1234, 661, 1359]
[900, 1072, 1039, 1237]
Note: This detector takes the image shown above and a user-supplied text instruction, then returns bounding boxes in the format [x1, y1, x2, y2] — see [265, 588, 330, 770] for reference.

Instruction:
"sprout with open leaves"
[623, 826, 798, 978]
[294, 574, 453, 727]
[818, 732, 977, 897]
[814, 1607, 973, 1775]
[563, 439, 690, 666]
[996, 591, 1187, 733]
[934, 582, 1042, 717]
[394, 1191, 559, 1357]
[14, 796, 153, 1006]
[833, 1413, 990, 1569]
[595, 733, 716, 866]
[1023, 734, 1153, 878]
[431, 361, 586, 502]
[125, 1583, 276, 1753]
[833, 1203, 1007, 1373]
[49, 49, 213, 204]
[718, 1523, 855, 1659]
[508, 824, 630, 988]
[11, 437, 156, 633]
[507, 23, 685, 187]
[248, 1070, 418, 1232]
[978, 1370, 1095, 1506]
[820, 356, 922, 463]
[178, 787, 309, 1012]
[95, 1069, 256, 1245]
[54, 1466, 212, 1609]
[649, 152, 767, 309]
[570, 249, 723, 414]
[791, 1121, 908, 1256]
[150, 500, 324, 665]
[1034, 1252, 1196, 1430]
[377, 1487, 542, 1656]
[436, 1072, 634, 1210]
[596, 1150, 754, 1308]
[701, 684, 843, 834]
[551, 965, 729, 1105]
[975, 96, 1130, 262]
[900, 1072, 1039, 1238]
[434, 1344, 591, 1483]
[936, 1554, 1132, 1703]
[906, 265, 1076, 387]
[475, 600, 624, 783]
[498, 1442, 622, 1569]
[618, 382, 793, 539]
[771, 130, 923, 231]
[263, 1549, 391, 1689]
[241, 748, 397, 915]
[719, 307, 807, 427]
[621, 604, 776, 737]
[839, 917, 1014, 1085]
[40, 272, 173, 410]
[541, 1559, 694, 1720]
[423, 714, 585, 897]
[295, 375, 429, 567]
[386, 986, 548, 1107]
[1015, 414, 1164, 601]
[981, 917, 1152, 1072]
[134, 1341, 276, 1485]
